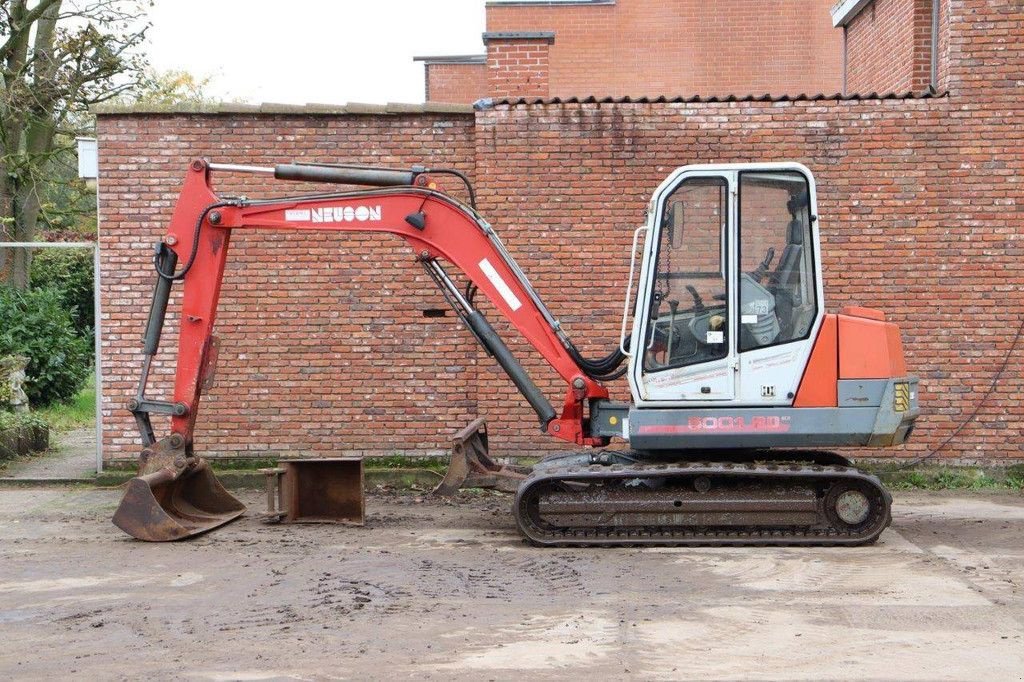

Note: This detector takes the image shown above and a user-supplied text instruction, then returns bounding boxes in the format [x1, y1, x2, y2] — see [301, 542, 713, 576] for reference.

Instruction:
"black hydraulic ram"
[464, 310, 558, 430]
[130, 243, 183, 446]
[421, 258, 557, 430]
[203, 161, 421, 187]
[143, 243, 177, 355]
[273, 163, 421, 187]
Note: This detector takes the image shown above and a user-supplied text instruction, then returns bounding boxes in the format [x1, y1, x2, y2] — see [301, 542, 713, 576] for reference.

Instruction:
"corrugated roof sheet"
[477, 90, 946, 108]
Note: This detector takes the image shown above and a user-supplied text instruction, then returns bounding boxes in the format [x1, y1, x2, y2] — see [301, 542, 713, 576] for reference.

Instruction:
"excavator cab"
[515, 163, 918, 545]
[629, 164, 821, 405]
[612, 163, 917, 452]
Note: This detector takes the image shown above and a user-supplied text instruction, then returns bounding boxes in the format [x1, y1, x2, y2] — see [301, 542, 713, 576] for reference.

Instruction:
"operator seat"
[769, 217, 804, 336]
[772, 218, 804, 288]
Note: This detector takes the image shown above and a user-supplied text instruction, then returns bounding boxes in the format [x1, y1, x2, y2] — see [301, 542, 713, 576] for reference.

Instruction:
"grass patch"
[204, 455, 451, 473]
[367, 455, 448, 472]
[877, 465, 1024, 491]
[35, 373, 95, 432]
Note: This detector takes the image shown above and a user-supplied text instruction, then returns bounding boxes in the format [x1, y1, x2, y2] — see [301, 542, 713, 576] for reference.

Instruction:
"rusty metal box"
[261, 457, 364, 525]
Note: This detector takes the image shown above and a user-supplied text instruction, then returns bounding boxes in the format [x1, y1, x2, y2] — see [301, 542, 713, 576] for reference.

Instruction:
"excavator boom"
[142, 160, 609, 446]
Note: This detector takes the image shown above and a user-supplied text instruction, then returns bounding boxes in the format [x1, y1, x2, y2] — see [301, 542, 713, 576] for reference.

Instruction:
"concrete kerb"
[0, 467, 445, 490]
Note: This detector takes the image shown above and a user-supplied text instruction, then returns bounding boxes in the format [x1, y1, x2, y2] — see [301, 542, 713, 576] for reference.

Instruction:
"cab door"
[630, 170, 737, 403]
[734, 167, 823, 405]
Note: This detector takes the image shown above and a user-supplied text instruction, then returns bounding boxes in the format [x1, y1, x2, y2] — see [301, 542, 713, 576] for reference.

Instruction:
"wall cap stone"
[485, 89, 946, 107]
[831, 0, 874, 27]
[92, 101, 475, 116]
[413, 54, 487, 64]
[482, 31, 556, 44]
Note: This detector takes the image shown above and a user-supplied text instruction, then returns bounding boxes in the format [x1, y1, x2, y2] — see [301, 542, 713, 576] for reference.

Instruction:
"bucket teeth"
[112, 438, 245, 542]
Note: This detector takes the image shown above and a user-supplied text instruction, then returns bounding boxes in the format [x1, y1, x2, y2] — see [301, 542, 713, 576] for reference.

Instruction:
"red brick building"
[833, 0, 950, 94]
[417, 0, 845, 103]
[97, 0, 1022, 466]
[414, 55, 488, 103]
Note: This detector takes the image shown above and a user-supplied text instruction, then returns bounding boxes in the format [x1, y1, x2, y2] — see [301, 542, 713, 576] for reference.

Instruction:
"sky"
[147, 0, 486, 105]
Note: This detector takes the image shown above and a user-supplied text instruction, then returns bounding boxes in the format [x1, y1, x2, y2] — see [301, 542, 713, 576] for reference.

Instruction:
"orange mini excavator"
[113, 159, 918, 546]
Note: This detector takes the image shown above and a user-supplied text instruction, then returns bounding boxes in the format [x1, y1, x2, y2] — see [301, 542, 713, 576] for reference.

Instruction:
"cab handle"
[619, 225, 649, 357]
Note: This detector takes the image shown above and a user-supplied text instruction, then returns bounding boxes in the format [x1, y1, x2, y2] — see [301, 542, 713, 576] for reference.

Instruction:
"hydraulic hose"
[155, 201, 235, 282]
[566, 339, 629, 381]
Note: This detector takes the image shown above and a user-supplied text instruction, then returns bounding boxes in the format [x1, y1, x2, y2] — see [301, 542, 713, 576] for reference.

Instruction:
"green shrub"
[0, 411, 46, 430]
[0, 286, 91, 406]
[29, 248, 94, 333]
[0, 410, 50, 458]
[0, 376, 11, 406]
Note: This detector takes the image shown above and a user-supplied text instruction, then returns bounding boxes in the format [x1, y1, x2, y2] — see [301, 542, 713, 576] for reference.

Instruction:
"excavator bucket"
[433, 418, 528, 496]
[112, 439, 245, 542]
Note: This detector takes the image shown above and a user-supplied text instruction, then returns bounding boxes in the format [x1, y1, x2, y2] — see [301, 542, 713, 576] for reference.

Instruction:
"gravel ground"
[0, 486, 1022, 680]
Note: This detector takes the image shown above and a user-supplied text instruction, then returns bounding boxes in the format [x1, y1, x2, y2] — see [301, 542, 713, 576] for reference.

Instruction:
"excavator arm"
[115, 159, 616, 540]
[142, 159, 612, 444]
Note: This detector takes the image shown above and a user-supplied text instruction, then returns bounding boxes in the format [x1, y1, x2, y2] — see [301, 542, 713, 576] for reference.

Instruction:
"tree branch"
[0, 0, 62, 64]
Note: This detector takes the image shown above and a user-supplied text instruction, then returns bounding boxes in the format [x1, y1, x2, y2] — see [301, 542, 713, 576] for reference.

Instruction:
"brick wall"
[99, 0, 1024, 464]
[424, 62, 487, 104]
[484, 0, 843, 98]
[473, 92, 1017, 464]
[486, 36, 552, 99]
[843, 0, 950, 94]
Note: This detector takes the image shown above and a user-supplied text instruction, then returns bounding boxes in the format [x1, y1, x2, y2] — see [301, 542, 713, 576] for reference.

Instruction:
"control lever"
[751, 247, 776, 282]
[665, 299, 680, 362]
[685, 285, 705, 313]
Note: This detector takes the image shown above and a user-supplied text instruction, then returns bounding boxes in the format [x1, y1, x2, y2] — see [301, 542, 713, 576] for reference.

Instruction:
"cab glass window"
[738, 171, 817, 352]
[644, 176, 729, 372]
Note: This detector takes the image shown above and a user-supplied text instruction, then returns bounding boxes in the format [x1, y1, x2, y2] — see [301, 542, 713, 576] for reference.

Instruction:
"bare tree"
[0, 0, 150, 287]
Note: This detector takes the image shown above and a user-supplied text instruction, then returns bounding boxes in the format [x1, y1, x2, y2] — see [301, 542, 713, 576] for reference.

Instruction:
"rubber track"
[514, 459, 892, 547]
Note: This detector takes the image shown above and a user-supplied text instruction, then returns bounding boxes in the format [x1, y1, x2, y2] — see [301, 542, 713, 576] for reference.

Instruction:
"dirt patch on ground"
[0, 488, 1022, 680]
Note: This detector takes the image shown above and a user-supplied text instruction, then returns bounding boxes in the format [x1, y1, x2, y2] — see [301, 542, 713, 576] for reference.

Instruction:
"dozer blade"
[112, 438, 245, 542]
[433, 418, 528, 496]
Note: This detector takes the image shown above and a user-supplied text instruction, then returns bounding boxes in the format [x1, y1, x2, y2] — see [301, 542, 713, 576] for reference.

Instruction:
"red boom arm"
[147, 160, 610, 448]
